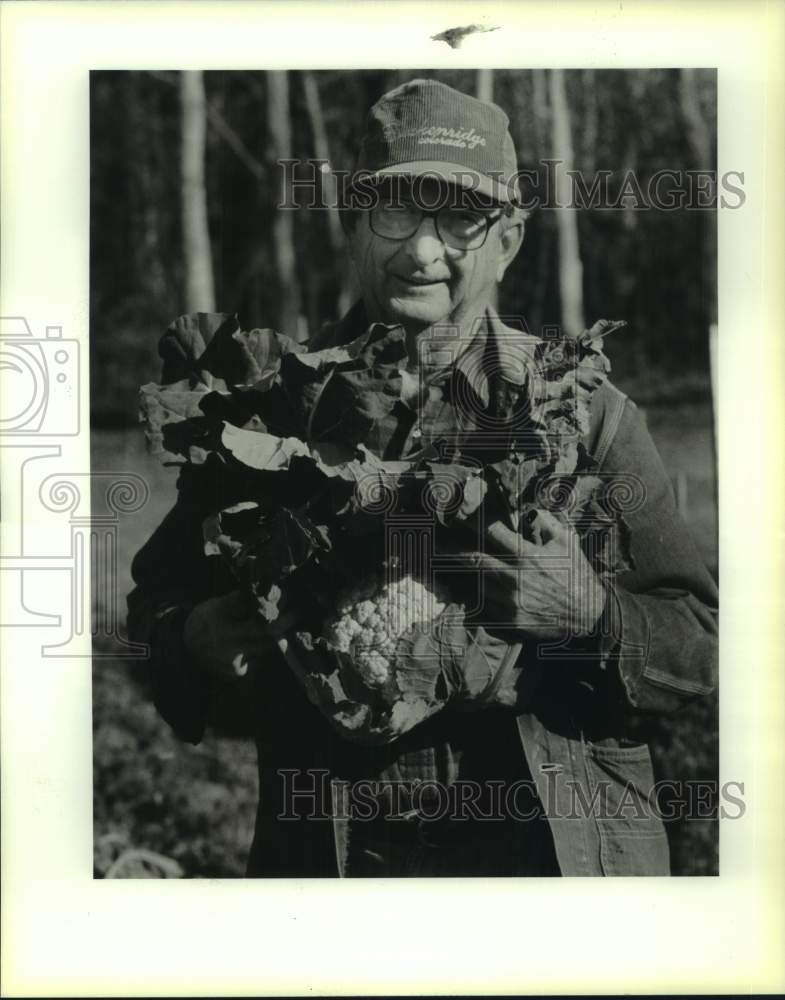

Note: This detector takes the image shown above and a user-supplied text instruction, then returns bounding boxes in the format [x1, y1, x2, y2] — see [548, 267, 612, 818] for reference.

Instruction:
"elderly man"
[127, 79, 717, 877]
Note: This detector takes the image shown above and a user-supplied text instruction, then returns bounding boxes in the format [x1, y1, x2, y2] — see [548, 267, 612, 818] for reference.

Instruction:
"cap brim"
[364, 161, 517, 204]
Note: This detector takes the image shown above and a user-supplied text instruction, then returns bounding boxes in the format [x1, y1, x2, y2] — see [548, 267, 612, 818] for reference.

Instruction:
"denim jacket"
[127, 305, 718, 877]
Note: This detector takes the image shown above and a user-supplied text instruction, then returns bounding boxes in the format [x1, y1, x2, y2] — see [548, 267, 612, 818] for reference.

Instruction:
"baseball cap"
[350, 78, 521, 206]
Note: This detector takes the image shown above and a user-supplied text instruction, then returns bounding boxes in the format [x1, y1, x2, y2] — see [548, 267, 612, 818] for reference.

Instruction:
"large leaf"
[159, 312, 238, 383]
[579, 318, 627, 349]
[207, 504, 330, 622]
[139, 378, 220, 455]
[285, 326, 377, 373]
[197, 324, 303, 388]
[221, 423, 311, 470]
[488, 455, 544, 509]
[421, 461, 487, 526]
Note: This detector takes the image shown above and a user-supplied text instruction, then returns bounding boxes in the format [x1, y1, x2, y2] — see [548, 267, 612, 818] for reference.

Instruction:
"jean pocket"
[585, 741, 670, 876]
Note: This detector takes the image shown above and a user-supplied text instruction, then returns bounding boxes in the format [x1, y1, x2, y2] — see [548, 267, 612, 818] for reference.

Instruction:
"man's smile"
[389, 273, 448, 288]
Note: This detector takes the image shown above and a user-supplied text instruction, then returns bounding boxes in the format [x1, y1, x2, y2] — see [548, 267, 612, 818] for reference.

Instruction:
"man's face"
[347, 179, 522, 336]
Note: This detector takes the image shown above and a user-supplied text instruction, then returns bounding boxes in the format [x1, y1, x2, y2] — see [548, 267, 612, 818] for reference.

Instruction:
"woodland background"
[90, 69, 719, 878]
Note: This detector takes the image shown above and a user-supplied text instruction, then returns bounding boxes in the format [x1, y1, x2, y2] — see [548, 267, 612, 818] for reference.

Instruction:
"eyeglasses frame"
[368, 202, 507, 251]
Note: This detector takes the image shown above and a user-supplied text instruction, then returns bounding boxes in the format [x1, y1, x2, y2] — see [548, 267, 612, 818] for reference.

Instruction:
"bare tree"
[580, 69, 598, 174]
[476, 68, 493, 103]
[680, 68, 719, 491]
[267, 71, 304, 340]
[548, 69, 585, 337]
[527, 70, 554, 337]
[302, 71, 352, 318]
[127, 74, 168, 306]
[620, 73, 648, 234]
[180, 71, 215, 312]
[680, 69, 718, 330]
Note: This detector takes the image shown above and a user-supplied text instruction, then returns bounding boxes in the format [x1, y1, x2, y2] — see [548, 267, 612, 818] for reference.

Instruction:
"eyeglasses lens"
[370, 204, 490, 250]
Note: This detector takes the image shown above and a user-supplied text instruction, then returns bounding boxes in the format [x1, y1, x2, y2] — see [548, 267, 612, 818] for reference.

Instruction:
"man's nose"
[403, 215, 446, 266]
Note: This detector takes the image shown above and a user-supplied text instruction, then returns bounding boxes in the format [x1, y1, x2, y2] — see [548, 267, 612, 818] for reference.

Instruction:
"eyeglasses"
[369, 202, 505, 251]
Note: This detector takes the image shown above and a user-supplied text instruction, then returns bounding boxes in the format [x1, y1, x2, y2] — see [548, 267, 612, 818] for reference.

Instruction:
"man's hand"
[183, 590, 273, 680]
[471, 512, 607, 641]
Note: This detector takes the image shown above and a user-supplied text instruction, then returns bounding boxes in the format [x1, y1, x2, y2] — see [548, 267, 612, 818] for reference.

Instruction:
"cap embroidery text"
[417, 125, 487, 149]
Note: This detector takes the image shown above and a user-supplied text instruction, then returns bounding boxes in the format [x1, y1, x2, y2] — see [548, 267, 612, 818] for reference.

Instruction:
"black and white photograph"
[91, 67, 720, 879]
[2, 1, 784, 995]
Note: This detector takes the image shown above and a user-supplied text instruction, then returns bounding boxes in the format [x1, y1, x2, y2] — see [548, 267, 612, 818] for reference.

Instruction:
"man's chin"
[383, 294, 452, 329]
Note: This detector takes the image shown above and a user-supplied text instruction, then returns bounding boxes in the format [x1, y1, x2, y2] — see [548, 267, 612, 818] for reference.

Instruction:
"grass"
[92, 398, 718, 877]
[92, 430, 261, 878]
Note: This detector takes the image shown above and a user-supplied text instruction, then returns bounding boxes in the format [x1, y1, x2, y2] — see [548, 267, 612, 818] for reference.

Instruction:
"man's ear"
[496, 216, 525, 283]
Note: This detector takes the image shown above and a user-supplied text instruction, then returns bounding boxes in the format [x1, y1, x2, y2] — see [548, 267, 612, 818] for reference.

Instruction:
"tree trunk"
[127, 73, 169, 307]
[302, 71, 352, 318]
[679, 68, 718, 329]
[476, 68, 493, 103]
[528, 69, 552, 337]
[580, 69, 598, 174]
[267, 70, 304, 340]
[621, 73, 646, 233]
[180, 71, 215, 313]
[680, 68, 719, 505]
[548, 69, 585, 337]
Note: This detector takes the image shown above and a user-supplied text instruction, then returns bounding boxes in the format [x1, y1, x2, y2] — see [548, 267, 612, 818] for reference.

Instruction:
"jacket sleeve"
[126, 487, 247, 744]
[592, 391, 718, 713]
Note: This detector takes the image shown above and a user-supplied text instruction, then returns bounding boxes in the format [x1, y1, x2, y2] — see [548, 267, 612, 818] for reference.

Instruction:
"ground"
[92, 397, 718, 877]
